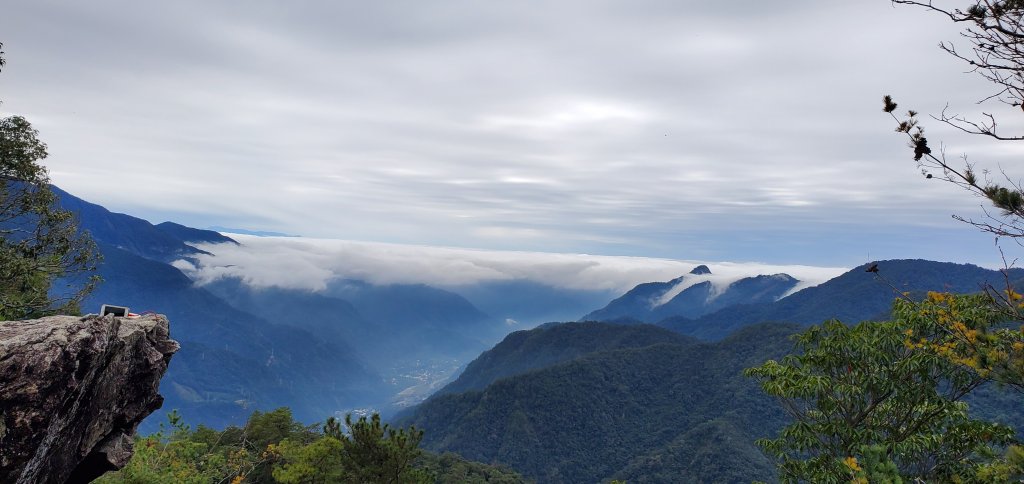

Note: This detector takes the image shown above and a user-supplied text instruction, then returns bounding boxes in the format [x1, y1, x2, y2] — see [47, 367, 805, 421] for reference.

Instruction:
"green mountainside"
[402, 323, 801, 483]
[433, 322, 696, 397]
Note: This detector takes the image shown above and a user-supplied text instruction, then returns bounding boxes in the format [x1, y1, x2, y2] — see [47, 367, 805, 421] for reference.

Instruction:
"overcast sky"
[2, 1, 1020, 267]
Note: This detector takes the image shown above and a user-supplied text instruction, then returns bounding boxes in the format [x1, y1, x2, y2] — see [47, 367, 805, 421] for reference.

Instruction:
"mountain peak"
[690, 265, 712, 275]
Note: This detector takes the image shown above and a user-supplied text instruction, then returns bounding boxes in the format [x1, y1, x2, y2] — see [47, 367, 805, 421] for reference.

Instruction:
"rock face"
[0, 314, 179, 483]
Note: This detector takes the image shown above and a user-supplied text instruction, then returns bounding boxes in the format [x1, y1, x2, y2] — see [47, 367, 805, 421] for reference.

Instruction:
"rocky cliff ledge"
[0, 314, 179, 484]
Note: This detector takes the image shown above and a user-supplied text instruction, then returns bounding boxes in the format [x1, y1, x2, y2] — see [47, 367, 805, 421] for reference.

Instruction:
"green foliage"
[846, 444, 903, 484]
[95, 411, 253, 484]
[903, 291, 1024, 389]
[974, 444, 1024, 482]
[331, 413, 430, 484]
[97, 408, 320, 484]
[98, 408, 523, 483]
[416, 452, 525, 484]
[438, 321, 694, 396]
[271, 437, 344, 484]
[0, 114, 100, 320]
[243, 408, 320, 449]
[746, 294, 1018, 483]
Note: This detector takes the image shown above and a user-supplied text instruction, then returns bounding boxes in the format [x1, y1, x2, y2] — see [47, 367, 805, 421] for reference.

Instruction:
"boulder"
[0, 314, 178, 483]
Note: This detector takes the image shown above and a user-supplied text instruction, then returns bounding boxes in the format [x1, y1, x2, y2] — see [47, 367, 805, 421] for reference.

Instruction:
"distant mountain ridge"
[578, 258, 1024, 341]
[582, 264, 799, 323]
[660, 259, 1024, 340]
[207, 226, 298, 237]
[156, 221, 239, 246]
[52, 186, 207, 263]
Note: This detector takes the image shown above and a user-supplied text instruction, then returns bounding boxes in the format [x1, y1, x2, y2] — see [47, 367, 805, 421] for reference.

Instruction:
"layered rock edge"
[0, 314, 179, 483]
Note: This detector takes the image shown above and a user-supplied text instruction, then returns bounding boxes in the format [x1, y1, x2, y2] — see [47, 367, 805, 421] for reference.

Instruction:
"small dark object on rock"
[866, 263, 879, 273]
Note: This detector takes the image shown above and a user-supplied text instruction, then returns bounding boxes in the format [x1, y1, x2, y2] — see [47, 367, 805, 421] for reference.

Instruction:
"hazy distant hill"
[52, 185, 511, 420]
[82, 243, 384, 431]
[52, 186, 204, 263]
[582, 265, 798, 323]
[155, 221, 239, 246]
[661, 259, 1024, 340]
[453, 280, 618, 329]
[49, 186, 386, 429]
[203, 278, 373, 355]
[327, 279, 495, 341]
[402, 322, 799, 483]
[205, 277, 499, 368]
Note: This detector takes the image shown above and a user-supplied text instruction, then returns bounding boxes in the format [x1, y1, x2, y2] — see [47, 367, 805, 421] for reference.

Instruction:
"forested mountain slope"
[433, 322, 696, 397]
[402, 323, 800, 483]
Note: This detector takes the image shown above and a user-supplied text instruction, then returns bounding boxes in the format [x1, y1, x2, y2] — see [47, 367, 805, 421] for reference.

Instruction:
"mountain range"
[581, 264, 799, 323]
[657, 259, 1024, 340]
[47, 185, 1024, 481]
[402, 316, 1024, 482]
[579, 257, 1024, 341]
[53, 187, 500, 429]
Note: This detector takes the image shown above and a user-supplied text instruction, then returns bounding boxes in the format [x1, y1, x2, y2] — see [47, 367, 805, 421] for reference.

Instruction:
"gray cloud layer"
[174, 234, 847, 293]
[1, 1, 1018, 265]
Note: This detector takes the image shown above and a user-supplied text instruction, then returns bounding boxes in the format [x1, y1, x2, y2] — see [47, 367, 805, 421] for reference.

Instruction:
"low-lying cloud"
[174, 234, 848, 294]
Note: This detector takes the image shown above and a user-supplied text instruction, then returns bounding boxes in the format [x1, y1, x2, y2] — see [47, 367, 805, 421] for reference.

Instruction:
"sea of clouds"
[172, 234, 848, 295]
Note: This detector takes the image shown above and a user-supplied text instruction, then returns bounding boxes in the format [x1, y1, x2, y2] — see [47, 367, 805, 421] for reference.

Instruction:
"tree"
[868, 4, 1024, 478]
[270, 413, 431, 483]
[884, 0, 1024, 404]
[334, 413, 431, 484]
[885, 1, 1024, 240]
[95, 411, 254, 484]
[0, 44, 100, 320]
[745, 294, 1020, 483]
[271, 437, 345, 484]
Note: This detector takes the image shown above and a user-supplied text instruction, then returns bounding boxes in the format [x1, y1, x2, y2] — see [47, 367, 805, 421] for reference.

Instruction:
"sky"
[2, 1, 1021, 268]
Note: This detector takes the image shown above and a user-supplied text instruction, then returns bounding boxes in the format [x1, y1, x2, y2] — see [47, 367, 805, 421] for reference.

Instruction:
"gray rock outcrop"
[0, 314, 179, 483]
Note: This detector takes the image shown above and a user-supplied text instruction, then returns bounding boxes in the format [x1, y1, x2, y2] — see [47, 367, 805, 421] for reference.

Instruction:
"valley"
[3, 184, 1017, 483]
[4, 4, 1023, 480]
